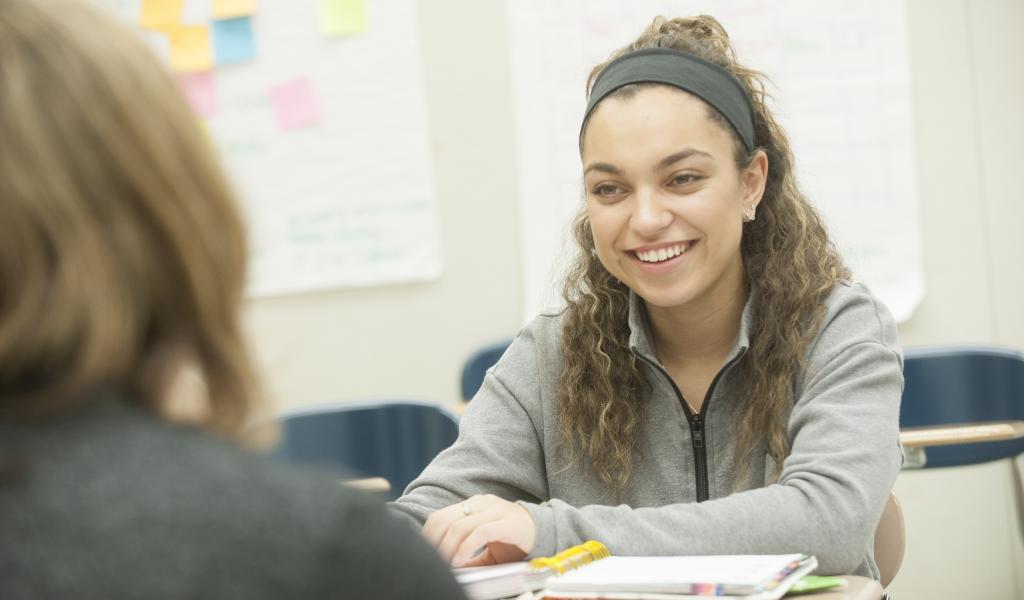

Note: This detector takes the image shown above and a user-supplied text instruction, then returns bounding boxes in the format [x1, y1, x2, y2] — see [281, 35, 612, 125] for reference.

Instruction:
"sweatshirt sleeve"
[390, 326, 552, 526]
[522, 287, 904, 575]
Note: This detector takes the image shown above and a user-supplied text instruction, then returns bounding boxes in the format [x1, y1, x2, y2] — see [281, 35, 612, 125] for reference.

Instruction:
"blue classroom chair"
[895, 347, 1024, 596]
[271, 399, 459, 500]
[899, 346, 1024, 468]
[460, 339, 512, 402]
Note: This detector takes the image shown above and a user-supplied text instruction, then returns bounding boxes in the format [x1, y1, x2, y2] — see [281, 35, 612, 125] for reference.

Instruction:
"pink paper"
[268, 78, 320, 130]
[176, 72, 218, 117]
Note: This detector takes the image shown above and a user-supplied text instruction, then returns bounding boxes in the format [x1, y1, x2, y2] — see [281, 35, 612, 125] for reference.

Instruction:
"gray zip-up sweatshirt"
[392, 281, 903, 578]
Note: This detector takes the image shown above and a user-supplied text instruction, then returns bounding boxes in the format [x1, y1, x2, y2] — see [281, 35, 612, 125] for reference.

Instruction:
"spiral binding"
[528, 540, 611, 575]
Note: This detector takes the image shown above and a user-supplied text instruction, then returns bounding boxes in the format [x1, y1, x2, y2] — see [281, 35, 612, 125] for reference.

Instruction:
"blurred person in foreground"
[0, 1, 466, 598]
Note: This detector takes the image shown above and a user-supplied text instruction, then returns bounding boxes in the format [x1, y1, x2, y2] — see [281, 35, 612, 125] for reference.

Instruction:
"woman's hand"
[422, 494, 537, 567]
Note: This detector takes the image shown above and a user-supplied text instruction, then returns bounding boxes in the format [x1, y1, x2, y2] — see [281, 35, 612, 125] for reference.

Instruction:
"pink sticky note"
[177, 72, 219, 118]
[268, 78, 320, 130]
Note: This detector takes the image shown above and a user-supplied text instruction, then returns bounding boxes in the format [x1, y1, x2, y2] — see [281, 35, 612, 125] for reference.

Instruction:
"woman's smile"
[627, 240, 698, 274]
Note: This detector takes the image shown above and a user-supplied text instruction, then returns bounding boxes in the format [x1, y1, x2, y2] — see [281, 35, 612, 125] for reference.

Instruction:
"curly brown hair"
[558, 15, 849, 492]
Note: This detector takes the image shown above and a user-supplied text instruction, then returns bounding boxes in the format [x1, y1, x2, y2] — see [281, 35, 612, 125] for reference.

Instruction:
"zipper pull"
[691, 424, 704, 448]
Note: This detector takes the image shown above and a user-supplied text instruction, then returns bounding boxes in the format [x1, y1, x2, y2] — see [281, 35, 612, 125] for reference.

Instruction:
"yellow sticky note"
[140, 0, 184, 29]
[320, 0, 365, 36]
[165, 25, 213, 73]
[212, 0, 256, 19]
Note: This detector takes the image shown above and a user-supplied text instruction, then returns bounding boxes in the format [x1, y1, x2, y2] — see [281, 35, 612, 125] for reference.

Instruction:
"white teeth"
[636, 243, 689, 263]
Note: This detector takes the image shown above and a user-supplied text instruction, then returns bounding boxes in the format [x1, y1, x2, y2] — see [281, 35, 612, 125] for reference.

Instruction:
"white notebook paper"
[541, 554, 817, 599]
[455, 562, 551, 600]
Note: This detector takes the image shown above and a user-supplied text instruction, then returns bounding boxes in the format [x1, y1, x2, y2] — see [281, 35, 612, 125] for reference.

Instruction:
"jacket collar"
[627, 286, 757, 365]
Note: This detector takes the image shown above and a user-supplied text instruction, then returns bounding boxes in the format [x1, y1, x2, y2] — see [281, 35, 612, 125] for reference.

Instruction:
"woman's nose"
[629, 189, 673, 236]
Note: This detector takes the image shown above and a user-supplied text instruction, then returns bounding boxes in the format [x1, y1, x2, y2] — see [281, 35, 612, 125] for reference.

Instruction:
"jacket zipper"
[633, 350, 744, 502]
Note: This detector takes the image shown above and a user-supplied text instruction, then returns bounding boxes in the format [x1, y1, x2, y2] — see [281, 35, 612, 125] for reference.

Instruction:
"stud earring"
[743, 207, 756, 223]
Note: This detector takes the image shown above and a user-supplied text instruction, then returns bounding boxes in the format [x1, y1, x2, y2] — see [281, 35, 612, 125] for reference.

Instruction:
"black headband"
[582, 47, 755, 151]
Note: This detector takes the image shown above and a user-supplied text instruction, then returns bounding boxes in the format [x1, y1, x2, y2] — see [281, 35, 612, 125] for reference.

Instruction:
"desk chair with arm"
[271, 399, 460, 501]
[889, 346, 1024, 597]
[897, 346, 1024, 468]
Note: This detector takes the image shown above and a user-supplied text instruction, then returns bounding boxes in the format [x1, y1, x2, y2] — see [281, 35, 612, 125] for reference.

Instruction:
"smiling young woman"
[394, 16, 903, 581]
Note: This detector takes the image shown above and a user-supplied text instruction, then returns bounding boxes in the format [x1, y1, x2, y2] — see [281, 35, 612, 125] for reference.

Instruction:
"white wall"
[898, 0, 1024, 349]
[245, 0, 1024, 596]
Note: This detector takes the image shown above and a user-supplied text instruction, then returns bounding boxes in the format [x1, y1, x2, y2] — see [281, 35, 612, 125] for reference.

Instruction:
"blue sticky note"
[212, 16, 255, 65]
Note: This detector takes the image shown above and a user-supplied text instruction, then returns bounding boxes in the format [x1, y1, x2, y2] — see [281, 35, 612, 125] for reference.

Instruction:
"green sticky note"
[788, 575, 847, 595]
[320, 0, 365, 36]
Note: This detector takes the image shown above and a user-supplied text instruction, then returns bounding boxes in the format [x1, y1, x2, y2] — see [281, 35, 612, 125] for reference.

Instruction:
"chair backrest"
[873, 492, 906, 589]
[460, 339, 512, 401]
[901, 346, 1024, 468]
[271, 400, 459, 500]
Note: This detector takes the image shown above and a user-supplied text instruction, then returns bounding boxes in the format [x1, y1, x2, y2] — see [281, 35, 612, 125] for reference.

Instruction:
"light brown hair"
[0, 0, 262, 438]
[559, 15, 849, 491]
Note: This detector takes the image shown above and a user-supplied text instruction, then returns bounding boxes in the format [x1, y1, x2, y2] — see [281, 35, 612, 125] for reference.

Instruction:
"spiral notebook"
[454, 540, 610, 600]
[539, 553, 818, 600]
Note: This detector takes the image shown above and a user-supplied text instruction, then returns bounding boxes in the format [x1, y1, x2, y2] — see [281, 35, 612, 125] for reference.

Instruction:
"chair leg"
[1014, 454, 1024, 543]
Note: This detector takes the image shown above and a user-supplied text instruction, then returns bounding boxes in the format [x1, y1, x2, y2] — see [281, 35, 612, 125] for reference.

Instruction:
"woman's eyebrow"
[585, 146, 712, 175]
[657, 147, 713, 170]
[583, 162, 622, 176]
[584, 147, 714, 177]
